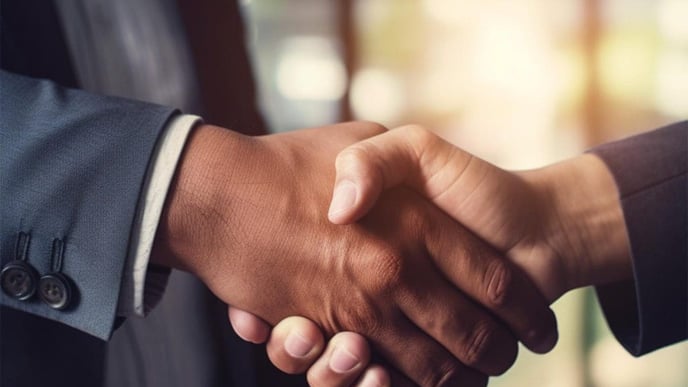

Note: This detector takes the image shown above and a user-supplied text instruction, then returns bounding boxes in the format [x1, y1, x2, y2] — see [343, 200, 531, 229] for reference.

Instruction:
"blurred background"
[239, 0, 687, 386]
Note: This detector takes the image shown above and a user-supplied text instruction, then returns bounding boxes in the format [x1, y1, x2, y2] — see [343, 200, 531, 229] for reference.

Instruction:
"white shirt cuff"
[117, 114, 201, 317]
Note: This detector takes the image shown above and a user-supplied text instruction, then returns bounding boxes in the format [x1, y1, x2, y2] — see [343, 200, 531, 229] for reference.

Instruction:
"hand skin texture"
[326, 124, 632, 302]
[230, 124, 632, 386]
[229, 309, 394, 387]
[150, 122, 557, 387]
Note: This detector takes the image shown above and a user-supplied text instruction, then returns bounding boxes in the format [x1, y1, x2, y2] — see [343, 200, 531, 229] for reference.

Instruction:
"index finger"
[425, 215, 558, 353]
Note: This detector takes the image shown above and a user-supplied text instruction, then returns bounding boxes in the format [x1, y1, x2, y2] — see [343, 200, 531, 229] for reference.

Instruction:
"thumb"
[328, 125, 414, 224]
[326, 125, 518, 253]
[228, 306, 272, 344]
[328, 124, 474, 224]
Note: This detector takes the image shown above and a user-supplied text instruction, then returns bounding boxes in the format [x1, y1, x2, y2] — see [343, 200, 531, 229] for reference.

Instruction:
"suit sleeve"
[590, 121, 688, 356]
[0, 70, 177, 339]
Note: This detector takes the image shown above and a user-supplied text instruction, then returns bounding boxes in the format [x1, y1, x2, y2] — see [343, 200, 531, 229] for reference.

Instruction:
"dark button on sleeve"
[1, 260, 39, 300]
[38, 273, 72, 310]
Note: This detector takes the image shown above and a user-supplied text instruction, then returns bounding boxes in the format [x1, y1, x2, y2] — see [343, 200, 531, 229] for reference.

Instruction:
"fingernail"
[285, 332, 313, 358]
[358, 371, 386, 387]
[329, 346, 360, 373]
[328, 180, 357, 218]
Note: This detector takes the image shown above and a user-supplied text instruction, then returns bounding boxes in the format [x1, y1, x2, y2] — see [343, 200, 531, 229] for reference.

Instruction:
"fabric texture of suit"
[592, 121, 688, 355]
[1, 0, 306, 386]
[0, 70, 175, 385]
[1, 70, 176, 338]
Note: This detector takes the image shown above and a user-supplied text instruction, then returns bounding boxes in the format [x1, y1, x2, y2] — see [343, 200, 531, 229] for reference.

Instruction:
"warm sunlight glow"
[350, 68, 405, 124]
[276, 37, 347, 101]
[598, 31, 657, 103]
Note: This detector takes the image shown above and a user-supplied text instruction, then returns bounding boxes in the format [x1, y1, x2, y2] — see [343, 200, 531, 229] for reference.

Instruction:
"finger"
[306, 332, 371, 387]
[425, 220, 558, 354]
[381, 367, 416, 387]
[366, 355, 440, 387]
[228, 306, 272, 344]
[371, 314, 487, 387]
[353, 365, 391, 387]
[265, 316, 326, 374]
[328, 129, 411, 225]
[329, 124, 463, 224]
[398, 252, 518, 375]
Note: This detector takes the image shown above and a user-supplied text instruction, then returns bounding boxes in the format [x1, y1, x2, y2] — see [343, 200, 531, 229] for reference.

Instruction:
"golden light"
[276, 37, 347, 101]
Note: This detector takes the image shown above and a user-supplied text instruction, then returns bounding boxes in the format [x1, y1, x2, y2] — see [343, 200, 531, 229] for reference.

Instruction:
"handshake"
[151, 121, 632, 386]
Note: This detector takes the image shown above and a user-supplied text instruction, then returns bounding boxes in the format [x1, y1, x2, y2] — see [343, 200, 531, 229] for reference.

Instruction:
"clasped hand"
[153, 122, 584, 386]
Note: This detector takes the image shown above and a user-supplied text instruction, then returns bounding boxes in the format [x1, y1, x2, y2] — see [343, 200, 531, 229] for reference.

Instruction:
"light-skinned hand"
[326, 124, 632, 301]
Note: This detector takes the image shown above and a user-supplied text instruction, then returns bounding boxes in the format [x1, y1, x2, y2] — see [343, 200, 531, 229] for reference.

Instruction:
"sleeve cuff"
[117, 114, 201, 317]
[589, 121, 688, 355]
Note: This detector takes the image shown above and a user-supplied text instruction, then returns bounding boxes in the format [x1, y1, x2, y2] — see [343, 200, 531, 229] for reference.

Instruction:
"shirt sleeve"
[589, 121, 687, 356]
[116, 114, 201, 317]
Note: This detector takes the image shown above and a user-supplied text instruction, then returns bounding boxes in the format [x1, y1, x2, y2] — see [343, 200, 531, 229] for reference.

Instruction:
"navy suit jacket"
[0, 70, 175, 339]
[1, 1, 307, 386]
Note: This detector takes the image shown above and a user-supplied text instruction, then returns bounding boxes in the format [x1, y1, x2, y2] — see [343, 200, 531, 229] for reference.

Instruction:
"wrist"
[533, 154, 632, 294]
[150, 124, 248, 279]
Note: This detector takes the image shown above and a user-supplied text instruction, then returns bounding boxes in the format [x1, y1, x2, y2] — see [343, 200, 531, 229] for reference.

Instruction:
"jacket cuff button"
[38, 272, 73, 310]
[1, 260, 39, 300]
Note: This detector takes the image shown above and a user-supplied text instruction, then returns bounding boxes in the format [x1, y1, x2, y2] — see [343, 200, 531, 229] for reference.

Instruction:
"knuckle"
[461, 320, 498, 368]
[356, 250, 405, 294]
[336, 144, 383, 184]
[401, 124, 437, 149]
[374, 252, 405, 290]
[420, 358, 461, 387]
[336, 144, 370, 167]
[338, 250, 407, 334]
[484, 259, 513, 308]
